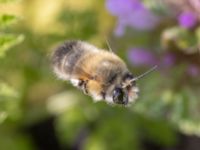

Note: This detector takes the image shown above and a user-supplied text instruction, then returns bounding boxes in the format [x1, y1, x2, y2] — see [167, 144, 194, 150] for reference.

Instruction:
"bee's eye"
[113, 87, 124, 103]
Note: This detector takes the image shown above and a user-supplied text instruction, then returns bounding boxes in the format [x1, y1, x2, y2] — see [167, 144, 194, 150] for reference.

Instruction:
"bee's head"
[112, 73, 139, 105]
[105, 66, 157, 106]
[112, 65, 157, 105]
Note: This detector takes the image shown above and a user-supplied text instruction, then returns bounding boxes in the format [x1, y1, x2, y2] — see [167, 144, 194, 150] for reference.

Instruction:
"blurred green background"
[0, 0, 200, 150]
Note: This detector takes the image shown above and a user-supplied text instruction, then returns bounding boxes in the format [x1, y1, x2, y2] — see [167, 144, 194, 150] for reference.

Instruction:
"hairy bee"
[51, 40, 156, 105]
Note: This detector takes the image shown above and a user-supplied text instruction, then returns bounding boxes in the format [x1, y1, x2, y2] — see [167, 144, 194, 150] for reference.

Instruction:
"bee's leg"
[82, 81, 89, 95]
[113, 97, 118, 103]
[100, 91, 106, 100]
[123, 91, 129, 105]
[78, 80, 88, 95]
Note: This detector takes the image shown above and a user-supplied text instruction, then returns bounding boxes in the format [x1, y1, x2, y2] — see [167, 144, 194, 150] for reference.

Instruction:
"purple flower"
[178, 11, 197, 28]
[121, 8, 159, 30]
[161, 53, 175, 68]
[187, 65, 199, 77]
[128, 48, 157, 66]
[114, 21, 126, 37]
[106, 0, 143, 16]
[106, 0, 159, 36]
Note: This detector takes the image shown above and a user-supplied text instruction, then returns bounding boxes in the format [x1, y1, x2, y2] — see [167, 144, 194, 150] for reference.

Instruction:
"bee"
[51, 40, 157, 105]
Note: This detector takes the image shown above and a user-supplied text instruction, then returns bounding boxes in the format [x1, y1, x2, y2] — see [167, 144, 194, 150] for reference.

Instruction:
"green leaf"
[0, 14, 19, 28]
[0, 34, 24, 58]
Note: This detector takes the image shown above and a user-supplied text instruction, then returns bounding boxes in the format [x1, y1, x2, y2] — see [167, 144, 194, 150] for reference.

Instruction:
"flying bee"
[51, 40, 157, 106]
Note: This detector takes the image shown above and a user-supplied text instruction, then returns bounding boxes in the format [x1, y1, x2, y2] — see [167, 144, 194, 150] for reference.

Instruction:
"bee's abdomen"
[51, 40, 85, 79]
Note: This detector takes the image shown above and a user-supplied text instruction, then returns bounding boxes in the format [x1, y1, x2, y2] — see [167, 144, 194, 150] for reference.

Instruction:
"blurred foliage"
[0, 0, 24, 123]
[0, 33, 24, 57]
[0, 0, 200, 150]
[0, 0, 20, 3]
[0, 14, 19, 28]
[57, 10, 98, 39]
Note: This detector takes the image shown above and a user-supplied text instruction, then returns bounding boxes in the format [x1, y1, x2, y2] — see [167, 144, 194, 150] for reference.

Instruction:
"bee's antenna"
[105, 38, 113, 53]
[131, 65, 158, 82]
[123, 65, 158, 88]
